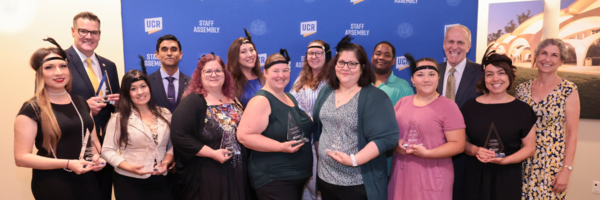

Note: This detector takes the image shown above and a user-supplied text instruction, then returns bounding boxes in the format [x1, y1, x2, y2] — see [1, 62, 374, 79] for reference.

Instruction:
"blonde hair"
[28, 48, 73, 154]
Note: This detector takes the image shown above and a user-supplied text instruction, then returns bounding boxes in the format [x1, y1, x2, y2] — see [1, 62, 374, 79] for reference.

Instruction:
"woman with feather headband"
[460, 47, 536, 200]
[311, 35, 399, 200]
[14, 37, 106, 200]
[237, 49, 314, 200]
[388, 54, 465, 200]
[101, 57, 174, 200]
[227, 28, 265, 108]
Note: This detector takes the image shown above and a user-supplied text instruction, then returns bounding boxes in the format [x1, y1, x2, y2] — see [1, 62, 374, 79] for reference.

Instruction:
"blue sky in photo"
[488, 0, 577, 35]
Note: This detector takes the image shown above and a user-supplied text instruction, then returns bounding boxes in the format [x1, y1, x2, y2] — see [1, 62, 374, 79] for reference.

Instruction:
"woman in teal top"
[312, 36, 399, 200]
[238, 51, 314, 200]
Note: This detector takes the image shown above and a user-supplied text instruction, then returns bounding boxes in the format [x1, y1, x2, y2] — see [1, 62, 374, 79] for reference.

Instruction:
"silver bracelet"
[350, 154, 358, 167]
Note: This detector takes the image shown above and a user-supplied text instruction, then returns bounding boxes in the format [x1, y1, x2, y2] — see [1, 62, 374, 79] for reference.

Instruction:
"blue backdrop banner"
[121, 0, 478, 91]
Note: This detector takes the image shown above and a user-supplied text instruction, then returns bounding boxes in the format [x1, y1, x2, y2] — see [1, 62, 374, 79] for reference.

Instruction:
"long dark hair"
[226, 30, 265, 99]
[292, 40, 331, 92]
[116, 69, 170, 148]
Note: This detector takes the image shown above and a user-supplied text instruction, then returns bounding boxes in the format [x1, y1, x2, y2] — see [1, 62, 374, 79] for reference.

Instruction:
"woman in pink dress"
[388, 54, 466, 200]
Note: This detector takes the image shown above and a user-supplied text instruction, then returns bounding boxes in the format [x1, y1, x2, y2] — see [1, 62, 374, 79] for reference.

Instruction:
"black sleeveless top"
[17, 95, 95, 159]
[247, 90, 314, 189]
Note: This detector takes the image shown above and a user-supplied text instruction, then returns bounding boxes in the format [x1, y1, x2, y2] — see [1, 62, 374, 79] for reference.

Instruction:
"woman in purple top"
[388, 54, 466, 200]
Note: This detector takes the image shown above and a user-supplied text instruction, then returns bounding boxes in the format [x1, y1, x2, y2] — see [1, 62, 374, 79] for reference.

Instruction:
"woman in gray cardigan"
[312, 36, 399, 200]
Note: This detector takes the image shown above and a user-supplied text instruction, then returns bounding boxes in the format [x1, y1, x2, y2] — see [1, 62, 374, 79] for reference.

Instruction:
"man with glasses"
[370, 41, 414, 177]
[148, 34, 191, 113]
[65, 11, 120, 200]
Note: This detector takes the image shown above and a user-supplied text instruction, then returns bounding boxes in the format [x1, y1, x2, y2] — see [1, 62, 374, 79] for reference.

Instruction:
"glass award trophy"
[287, 112, 309, 147]
[79, 129, 95, 168]
[402, 117, 423, 148]
[141, 146, 162, 172]
[96, 70, 115, 104]
[484, 122, 505, 158]
[220, 125, 241, 156]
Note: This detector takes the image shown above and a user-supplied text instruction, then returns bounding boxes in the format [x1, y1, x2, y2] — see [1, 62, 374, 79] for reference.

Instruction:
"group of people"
[14, 11, 580, 200]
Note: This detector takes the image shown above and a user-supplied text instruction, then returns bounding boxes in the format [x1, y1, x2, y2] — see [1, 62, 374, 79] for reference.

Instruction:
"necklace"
[142, 114, 159, 145]
[336, 85, 359, 104]
[49, 93, 84, 172]
[208, 92, 225, 103]
[48, 90, 67, 96]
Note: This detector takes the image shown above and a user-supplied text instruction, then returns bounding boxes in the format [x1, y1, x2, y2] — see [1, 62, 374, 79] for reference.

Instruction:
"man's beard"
[373, 63, 392, 75]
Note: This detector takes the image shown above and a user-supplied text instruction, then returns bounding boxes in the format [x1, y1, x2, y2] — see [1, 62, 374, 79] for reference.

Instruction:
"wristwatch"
[564, 165, 573, 171]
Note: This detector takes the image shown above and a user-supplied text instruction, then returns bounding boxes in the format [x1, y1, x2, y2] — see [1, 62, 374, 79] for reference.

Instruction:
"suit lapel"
[177, 72, 188, 103]
[455, 60, 477, 104]
[67, 47, 95, 94]
[437, 62, 447, 94]
[96, 55, 107, 79]
[150, 71, 168, 106]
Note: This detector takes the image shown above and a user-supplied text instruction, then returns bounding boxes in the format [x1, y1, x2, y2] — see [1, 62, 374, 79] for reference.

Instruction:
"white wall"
[477, 1, 600, 199]
[0, 0, 124, 199]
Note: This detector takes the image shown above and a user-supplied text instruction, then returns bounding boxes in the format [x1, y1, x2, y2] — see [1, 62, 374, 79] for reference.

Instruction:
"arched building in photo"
[491, 0, 600, 69]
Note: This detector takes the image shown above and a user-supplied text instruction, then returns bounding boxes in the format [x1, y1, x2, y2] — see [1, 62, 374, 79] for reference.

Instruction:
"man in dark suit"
[437, 25, 483, 200]
[148, 34, 190, 200]
[148, 34, 190, 113]
[66, 11, 120, 200]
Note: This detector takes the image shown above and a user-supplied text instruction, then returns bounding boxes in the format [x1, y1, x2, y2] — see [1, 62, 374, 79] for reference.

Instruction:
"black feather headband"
[335, 35, 353, 53]
[264, 48, 291, 70]
[481, 44, 512, 70]
[405, 53, 438, 75]
[243, 28, 253, 44]
[137, 55, 148, 75]
[39, 37, 68, 68]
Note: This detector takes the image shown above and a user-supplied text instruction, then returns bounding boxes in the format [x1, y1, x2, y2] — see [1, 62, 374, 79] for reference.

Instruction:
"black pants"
[255, 178, 309, 200]
[317, 177, 367, 200]
[113, 172, 173, 200]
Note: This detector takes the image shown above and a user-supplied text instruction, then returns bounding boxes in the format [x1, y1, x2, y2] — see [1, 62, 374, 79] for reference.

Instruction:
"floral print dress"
[516, 79, 577, 200]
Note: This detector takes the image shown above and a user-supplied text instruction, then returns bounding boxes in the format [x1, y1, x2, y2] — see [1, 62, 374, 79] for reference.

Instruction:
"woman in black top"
[171, 54, 250, 200]
[14, 38, 105, 200]
[460, 50, 537, 200]
[237, 51, 314, 200]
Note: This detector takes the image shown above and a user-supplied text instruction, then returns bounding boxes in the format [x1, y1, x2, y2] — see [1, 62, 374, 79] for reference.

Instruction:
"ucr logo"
[351, 0, 365, 5]
[259, 53, 267, 66]
[396, 56, 409, 71]
[301, 21, 317, 37]
[145, 17, 162, 34]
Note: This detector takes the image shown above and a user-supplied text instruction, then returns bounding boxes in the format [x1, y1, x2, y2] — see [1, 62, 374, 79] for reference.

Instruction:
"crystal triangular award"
[79, 129, 95, 168]
[287, 112, 308, 147]
[220, 125, 241, 156]
[483, 122, 505, 158]
[402, 117, 423, 148]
